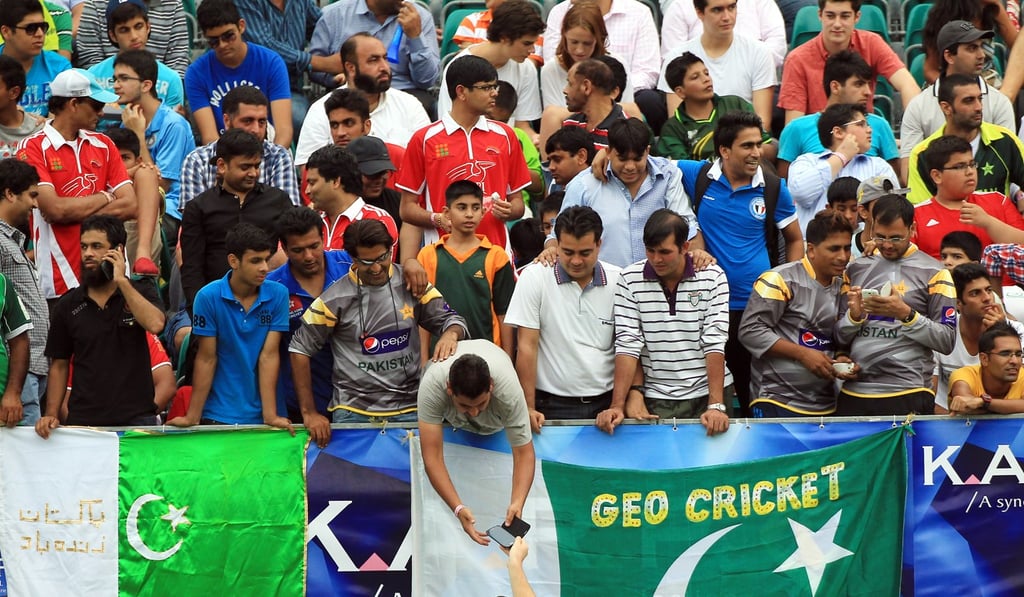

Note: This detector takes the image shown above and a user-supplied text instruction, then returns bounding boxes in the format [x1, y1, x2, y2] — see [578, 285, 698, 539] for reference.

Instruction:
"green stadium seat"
[790, 5, 821, 49]
[910, 52, 925, 87]
[856, 4, 889, 42]
[904, 3, 931, 48]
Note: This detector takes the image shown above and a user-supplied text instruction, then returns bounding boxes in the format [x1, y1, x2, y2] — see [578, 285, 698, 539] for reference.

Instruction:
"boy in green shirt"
[417, 180, 516, 357]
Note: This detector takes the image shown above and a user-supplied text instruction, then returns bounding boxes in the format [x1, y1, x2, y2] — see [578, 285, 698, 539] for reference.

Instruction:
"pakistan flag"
[543, 428, 907, 596]
[117, 430, 308, 595]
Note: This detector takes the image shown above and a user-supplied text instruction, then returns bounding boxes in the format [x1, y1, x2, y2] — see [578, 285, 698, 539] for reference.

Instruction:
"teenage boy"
[826, 176, 860, 231]
[0, 0, 70, 116]
[656, 53, 771, 162]
[0, 55, 43, 158]
[87, 0, 184, 115]
[787, 103, 896, 233]
[112, 49, 195, 274]
[304, 144, 398, 251]
[851, 175, 908, 259]
[912, 135, 1024, 260]
[167, 223, 292, 429]
[948, 322, 1024, 414]
[186, 0, 293, 147]
[417, 180, 516, 355]
[939, 231, 982, 270]
[741, 210, 856, 417]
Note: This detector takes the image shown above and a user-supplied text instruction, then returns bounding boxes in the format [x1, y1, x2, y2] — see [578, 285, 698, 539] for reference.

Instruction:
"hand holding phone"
[487, 516, 530, 549]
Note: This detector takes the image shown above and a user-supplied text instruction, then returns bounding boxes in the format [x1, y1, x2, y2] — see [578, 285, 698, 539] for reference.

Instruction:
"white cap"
[49, 69, 119, 103]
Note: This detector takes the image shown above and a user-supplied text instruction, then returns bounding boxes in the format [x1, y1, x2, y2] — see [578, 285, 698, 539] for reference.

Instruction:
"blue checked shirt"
[179, 140, 301, 213]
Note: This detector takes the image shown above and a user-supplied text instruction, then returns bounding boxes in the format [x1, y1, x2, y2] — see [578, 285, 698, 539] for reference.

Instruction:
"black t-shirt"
[367, 187, 402, 228]
[46, 280, 163, 426]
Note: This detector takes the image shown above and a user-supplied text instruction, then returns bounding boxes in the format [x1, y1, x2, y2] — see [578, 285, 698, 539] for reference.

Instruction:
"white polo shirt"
[504, 260, 620, 397]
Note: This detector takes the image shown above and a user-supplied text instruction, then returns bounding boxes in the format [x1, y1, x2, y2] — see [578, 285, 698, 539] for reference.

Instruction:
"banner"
[0, 427, 307, 596]
[4, 419, 1024, 595]
[411, 426, 907, 596]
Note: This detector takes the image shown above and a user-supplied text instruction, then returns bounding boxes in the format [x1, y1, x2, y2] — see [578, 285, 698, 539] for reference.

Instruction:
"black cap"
[347, 136, 395, 175]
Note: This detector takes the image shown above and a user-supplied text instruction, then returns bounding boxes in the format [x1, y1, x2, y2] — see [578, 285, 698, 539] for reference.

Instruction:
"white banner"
[409, 437, 560, 597]
[0, 427, 119, 597]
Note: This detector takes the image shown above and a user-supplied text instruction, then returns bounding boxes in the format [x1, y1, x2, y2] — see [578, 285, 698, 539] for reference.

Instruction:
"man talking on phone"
[417, 339, 535, 545]
[35, 215, 166, 438]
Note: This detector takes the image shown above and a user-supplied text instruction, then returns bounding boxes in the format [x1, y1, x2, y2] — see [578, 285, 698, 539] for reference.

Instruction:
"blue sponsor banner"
[1, 549, 6, 597]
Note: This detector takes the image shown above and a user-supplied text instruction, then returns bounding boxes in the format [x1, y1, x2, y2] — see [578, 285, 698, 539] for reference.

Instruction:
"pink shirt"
[778, 30, 905, 114]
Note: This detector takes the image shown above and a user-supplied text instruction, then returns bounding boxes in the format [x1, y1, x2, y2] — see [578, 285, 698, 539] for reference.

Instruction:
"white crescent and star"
[653, 523, 741, 596]
[125, 493, 191, 561]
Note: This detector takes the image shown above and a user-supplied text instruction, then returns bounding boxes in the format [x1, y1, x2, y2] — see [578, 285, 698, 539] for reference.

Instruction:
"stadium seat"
[874, 94, 894, 127]
[904, 3, 932, 48]
[856, 4, 889, 42]
[901, 0, 930, 32]
[441, 0, 485, 33]
[439, 6, 481, 57]
[910, 52, 926, 87]
[790, 5, 821, 49]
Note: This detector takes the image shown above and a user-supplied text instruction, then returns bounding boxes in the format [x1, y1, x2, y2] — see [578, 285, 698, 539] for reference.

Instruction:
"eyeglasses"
[469, 84, 499, 92]
[354, 251, 390, 266]
[842, 119, 867, 128]
[113, 74, 141, 83]
[941, 161, 978, 172]
[13, 21, 49, 35]
[871, 235, 909, 245]
[205, 29, 237, 48]
[987, 350, 1024, 359]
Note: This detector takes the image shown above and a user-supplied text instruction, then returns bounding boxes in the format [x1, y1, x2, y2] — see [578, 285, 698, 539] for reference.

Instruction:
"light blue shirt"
[778, 112, 899, 163]
[307, 0, 439, 91]
[787, 152, 896, 233]
[138, 104, 196, 221]
[552, 156, 699, 269]
[4, 47, 71, 116]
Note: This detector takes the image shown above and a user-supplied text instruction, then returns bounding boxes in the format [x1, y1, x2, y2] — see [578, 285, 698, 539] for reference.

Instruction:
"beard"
[354, 71, 391, 94]
[80, 262, 109, 288]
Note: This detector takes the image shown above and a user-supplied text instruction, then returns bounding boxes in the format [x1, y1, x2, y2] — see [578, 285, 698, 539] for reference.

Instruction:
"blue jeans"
[291, 91, 310, 140]
[19, 372, 46, 425]
[331, 409, 418, 424]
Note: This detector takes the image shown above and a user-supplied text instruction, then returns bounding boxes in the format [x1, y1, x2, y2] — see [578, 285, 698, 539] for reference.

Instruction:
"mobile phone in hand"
[486, 516, 530, 548]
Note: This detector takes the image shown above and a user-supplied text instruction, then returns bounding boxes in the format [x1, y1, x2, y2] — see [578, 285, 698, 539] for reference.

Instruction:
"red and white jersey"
[321, 197, 399, 253]
[394, 114, 531, 252]
[18, 124, 131, 298]
[913, 191, 1024, 259]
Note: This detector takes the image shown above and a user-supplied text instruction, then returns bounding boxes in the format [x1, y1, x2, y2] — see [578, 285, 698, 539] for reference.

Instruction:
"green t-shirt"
[0, 272, 32, 393]
[655, 94, 770, 160]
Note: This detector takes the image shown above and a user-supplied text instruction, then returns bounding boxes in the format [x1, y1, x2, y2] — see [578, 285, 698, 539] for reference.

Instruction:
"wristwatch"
[901, 309, 917, 324]
[628, 384, 644, 395]
[981, 394, 992, 411]
[707, 402, 727, 413]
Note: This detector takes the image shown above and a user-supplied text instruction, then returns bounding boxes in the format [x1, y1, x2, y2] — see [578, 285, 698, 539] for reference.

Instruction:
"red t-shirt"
[394, 115, 532, 252]
[778, 30, 905, 114]
[18, 125, 131, 298]
[913, 191, 1024, 258]
[321, 198, 399, 252]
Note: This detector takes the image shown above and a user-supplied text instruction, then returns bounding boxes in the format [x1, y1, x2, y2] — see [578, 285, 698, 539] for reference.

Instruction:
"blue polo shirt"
[678, 159, 797, 311]
[192, 272, 290, 424]
[2, 47, 71, 116]
[137, 104, 196, 221]
[266, 250, 352, 417]
[777, 112, 898, 163]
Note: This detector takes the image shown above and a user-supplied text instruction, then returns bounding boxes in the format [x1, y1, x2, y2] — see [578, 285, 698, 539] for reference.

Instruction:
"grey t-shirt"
[417, 339, 532, 447]
[0, 111, 43, 158]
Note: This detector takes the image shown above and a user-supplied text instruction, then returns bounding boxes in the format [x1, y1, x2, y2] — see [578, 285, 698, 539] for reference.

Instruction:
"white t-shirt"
[437, 46, 542, 124]
[657, 35, 776, 101]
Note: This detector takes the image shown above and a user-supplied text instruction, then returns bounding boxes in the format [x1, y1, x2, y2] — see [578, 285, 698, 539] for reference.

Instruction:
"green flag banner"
[117, 430, 308, 596]
[542, 427, 907, 596]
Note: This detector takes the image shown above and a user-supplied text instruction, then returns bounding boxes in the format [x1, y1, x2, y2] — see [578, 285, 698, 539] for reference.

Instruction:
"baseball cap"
[857, 175, 909, 205]
[49, 69, 119, 104]
[937, 20, 994, 56]
[347, 136, 396, 175]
